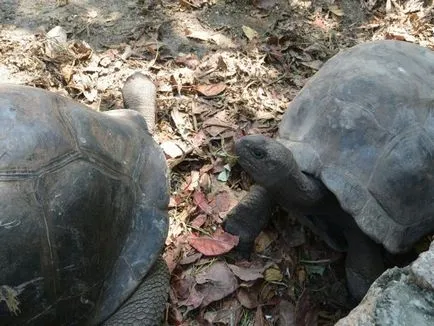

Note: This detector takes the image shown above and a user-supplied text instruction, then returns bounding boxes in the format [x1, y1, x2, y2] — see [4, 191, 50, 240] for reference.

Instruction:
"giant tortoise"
[224, 40, 434, 301]
[0, 72, 169, 325]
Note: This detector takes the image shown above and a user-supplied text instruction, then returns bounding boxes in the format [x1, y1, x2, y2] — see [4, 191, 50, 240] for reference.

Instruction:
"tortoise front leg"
[223, 185, 275, 256]
[102, 257, 169, 326]
[344, 226, 385, 302]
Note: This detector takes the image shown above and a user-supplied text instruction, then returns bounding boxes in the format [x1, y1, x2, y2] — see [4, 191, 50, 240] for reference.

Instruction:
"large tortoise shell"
[0, 85, 168, 324]
[279, 40, 434, 253]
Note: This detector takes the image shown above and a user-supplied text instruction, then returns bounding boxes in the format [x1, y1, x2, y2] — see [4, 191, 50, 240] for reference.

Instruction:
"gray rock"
[336, 241, 434, 326]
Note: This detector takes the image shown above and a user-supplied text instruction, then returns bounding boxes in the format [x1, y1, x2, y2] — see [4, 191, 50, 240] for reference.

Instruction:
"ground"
[1, 0, 433, 325]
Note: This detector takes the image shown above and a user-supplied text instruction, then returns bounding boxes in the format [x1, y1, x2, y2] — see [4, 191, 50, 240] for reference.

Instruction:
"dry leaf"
[196, 82, 226, 96]
[254, 0, 277, 10]
[186, 170, 200, 191]
[178, 282, 204, 309]
[193, 190, 212, 214]
[301, 60, 323, 70]
[209, 191, 233, 214]
[186, 29, 214, 41]
[202, 111, 235, 137]
[175, 53, 200, 69]
[328, 5, 344, 16]
[174, 273, 196, 301]
[228, 264, 264, 282]
[69, 40, 92, 60]
[255, 231, 276, 253]
[264, 265, 283, 282]
[242, 25, 259, 40]
[161, 140, 185, 158]
[179, 252, 202, 265]
[190, 214, 207, 228]
[278, 300, 296, 326]
[295, 291, 318, 326]
[203, 298, 242, 324]
[188, 229, 239, 256]
[297, 266, 306, 284]
[195, 261, 239, 306]
[254, 306, 266, 326]
[164, 245, 182, 273]
[236, 287, 259, 309]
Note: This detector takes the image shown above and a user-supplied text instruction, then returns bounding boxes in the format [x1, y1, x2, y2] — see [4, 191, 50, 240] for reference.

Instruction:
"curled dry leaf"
[255, 231, 277, 253]
[68, 40, 92, 60]
[195, 261, 239, 307]
[188, 229, 239, 256]
[196, 82, 226, 97]
[264, 265, 283, 282]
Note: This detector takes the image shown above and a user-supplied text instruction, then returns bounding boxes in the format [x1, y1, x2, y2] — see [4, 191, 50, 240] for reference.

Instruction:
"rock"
[411, 241, 434, 291]
[336, 241, 434, 326]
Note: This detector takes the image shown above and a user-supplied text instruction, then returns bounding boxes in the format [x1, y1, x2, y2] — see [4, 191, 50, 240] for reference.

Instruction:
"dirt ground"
[1, 0, 433, 325]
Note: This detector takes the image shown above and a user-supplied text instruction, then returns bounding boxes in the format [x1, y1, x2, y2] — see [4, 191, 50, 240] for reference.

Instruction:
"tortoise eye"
[252, 148, 265, 159]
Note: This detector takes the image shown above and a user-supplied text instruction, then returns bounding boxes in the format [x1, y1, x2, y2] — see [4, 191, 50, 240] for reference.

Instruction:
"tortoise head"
[235, 135, 295, 190]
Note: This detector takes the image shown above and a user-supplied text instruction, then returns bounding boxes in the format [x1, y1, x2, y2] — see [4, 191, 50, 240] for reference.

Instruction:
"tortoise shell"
[0, 85, 168, 324]
[278, 40, 434, 253]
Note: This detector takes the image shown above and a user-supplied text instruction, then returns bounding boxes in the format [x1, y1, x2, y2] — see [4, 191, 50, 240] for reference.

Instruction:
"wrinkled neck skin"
[268, 158, 328, 212]
[268, 164, 360, 233]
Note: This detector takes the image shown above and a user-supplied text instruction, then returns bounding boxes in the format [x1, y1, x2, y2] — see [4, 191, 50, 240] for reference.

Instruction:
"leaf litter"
[1, 0, 434, 325]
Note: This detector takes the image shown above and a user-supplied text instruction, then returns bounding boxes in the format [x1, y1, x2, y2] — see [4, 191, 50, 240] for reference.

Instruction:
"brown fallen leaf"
[209, 190, 233, 214]
[179, 252, 202, 265]
[202, 111, 235, 137]
[254, 305, 266, 326]
[193, 190, 212, 214]
[190, 214, 207, 228]
[301, 60, 323, 71]
[295, 290, 318, 326]
[236, 287, 259, 309]
[278, 300, 296, 326]
[188, 229, 239, 256]
[203, 298, 242, 324]
[228, 264, 265, 282]
[175, 53, 200, 69]
[196, 82, 226, 97]
[195, 261, 239, 307]
[173, 273, 196, 301]
[178, 283, 205, 310]
[254, 0, 277, 10]
[255, 231, 277, 253]
[164, 245, 182, 273]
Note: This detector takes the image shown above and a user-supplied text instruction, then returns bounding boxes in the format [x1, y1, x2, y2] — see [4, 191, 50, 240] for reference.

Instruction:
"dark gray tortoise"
[224, 40, 434, 301]
[0, 72, 169, 325]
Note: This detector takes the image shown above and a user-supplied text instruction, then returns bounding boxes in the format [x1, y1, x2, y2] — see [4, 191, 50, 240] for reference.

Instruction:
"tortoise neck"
[272, 161, 326, 209]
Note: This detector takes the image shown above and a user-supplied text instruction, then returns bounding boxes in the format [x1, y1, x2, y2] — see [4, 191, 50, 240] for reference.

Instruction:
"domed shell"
[278, 40, 434, 253]
[0, 85, 168, 324]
